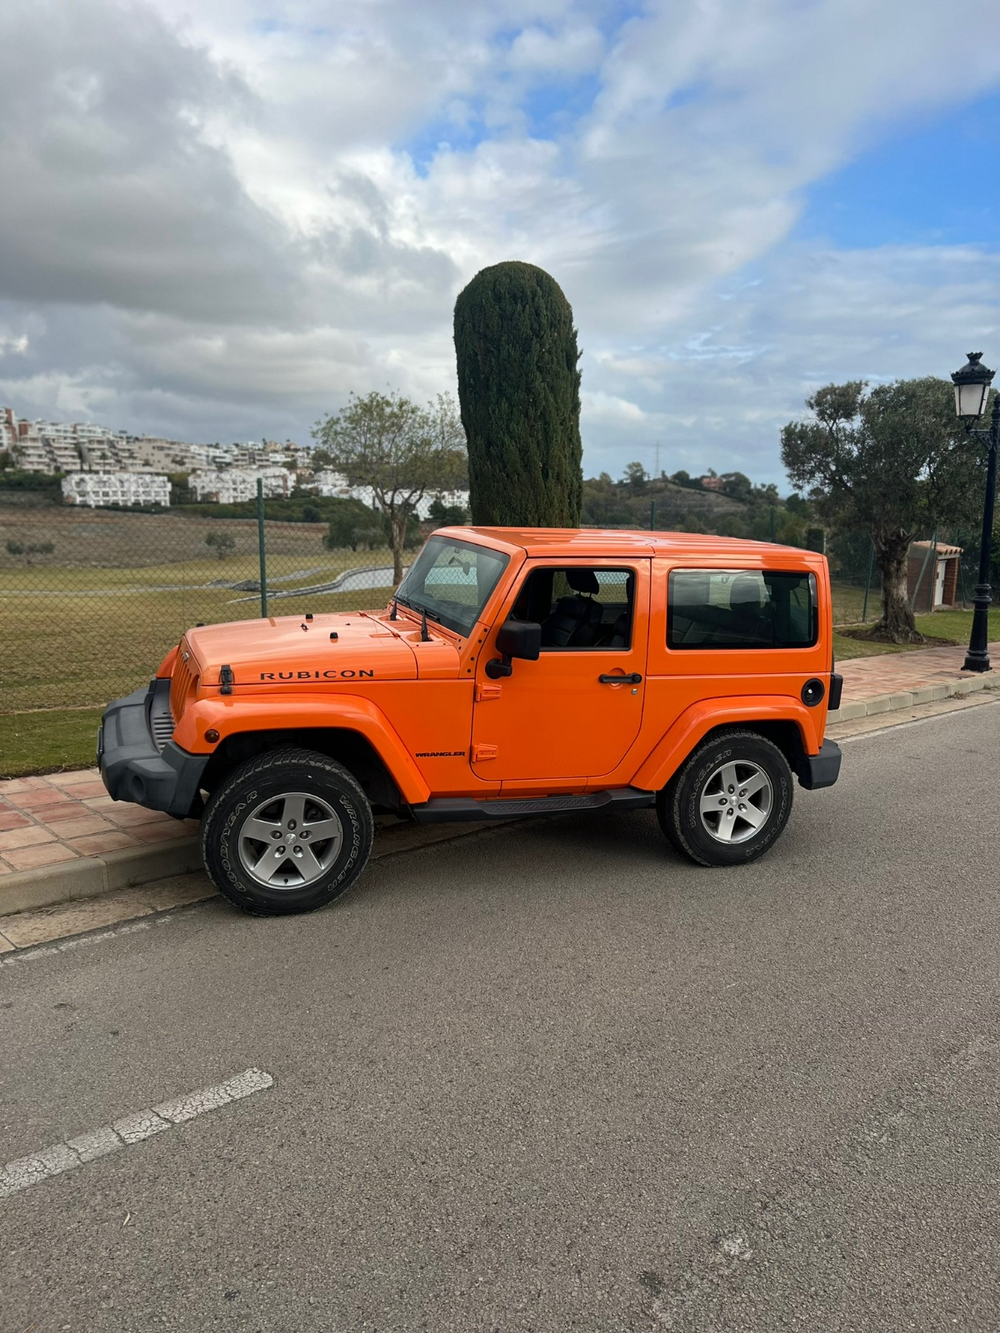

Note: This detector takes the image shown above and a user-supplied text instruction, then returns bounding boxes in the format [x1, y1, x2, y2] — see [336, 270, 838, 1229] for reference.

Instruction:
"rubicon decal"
[259, 669, 376, 680]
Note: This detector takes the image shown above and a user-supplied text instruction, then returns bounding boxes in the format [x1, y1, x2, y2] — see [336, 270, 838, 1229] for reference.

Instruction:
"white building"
[311, 469, 353, 497]
[309, 471, 468, 519]
[189, 467, 292, 503]
[61, 472, 171, 508]
[412, 489, 470, 521]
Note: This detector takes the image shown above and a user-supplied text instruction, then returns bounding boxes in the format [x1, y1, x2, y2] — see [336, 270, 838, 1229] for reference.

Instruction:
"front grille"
[169, 651, 197, 723]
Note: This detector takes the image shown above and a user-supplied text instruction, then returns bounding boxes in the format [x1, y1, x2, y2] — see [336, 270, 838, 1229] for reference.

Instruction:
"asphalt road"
[2, 704, 999, 1333]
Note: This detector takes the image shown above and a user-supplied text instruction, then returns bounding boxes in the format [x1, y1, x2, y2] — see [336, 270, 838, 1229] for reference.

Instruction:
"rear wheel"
[201, 748, 373, 915]
[657, 730, 792, 866]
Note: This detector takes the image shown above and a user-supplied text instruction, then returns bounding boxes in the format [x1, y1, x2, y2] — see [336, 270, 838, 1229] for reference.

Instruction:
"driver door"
[471, 562, 649, 784]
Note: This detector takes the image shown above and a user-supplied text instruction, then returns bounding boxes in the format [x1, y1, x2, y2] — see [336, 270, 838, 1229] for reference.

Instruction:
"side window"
[667, 569, 818, 649]
[512, 567, 635, 650]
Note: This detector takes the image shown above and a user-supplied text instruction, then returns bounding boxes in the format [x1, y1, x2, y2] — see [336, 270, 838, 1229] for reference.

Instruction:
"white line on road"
[836, 694, 1000, 743]
[0, 912, 176, 967]
[0, 1068, 274, 1200]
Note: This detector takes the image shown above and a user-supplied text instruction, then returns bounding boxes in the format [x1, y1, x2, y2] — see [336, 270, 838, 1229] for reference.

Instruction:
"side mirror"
[486, 619, 541, 679]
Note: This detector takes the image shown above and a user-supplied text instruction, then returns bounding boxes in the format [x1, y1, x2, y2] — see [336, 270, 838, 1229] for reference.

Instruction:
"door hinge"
[472, 744, 498, 762]
[475, 684, 502, 702]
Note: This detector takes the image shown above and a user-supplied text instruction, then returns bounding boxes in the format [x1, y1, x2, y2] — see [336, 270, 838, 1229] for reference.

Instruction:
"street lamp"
[950, 352, 998, 672]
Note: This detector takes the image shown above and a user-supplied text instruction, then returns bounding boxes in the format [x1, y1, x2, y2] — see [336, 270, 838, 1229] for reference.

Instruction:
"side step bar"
[409, 787, 656, 824]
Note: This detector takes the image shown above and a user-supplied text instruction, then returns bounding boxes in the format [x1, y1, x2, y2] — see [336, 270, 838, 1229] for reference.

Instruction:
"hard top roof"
[438, 526, 817, 561]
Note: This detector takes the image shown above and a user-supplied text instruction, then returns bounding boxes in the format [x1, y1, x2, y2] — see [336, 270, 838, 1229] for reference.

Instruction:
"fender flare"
[632, 695, 820, 793]
[173, 692, 432, 804]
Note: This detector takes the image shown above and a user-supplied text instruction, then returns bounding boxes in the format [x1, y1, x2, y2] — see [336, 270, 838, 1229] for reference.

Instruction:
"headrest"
[565, 568, 600, 595]
[671, 574, 710, 607]
[730, 574, 764, 610]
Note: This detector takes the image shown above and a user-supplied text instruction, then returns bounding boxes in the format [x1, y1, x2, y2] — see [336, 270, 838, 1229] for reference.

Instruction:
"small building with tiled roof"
[906, 540, 963, 613]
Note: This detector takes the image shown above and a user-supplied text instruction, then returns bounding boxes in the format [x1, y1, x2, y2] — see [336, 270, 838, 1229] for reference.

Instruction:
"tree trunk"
[868, 531, 923, 643]
[391, 512, 406, 587]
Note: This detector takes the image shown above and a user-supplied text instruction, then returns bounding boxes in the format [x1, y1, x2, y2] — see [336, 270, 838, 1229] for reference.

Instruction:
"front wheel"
[201, 748, 374, 915]
[657, 730, 793, 867]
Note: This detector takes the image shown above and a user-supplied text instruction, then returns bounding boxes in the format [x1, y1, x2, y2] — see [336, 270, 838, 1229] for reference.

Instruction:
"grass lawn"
[1, 708, 104, 779]
[830, 582, 870, 625]
[2, 508, 402, 708]
[833, 607, 1000, 659]
[3, 519, 998, 775]
[2, 578, 396, 710]
[7, 605, 997, 778]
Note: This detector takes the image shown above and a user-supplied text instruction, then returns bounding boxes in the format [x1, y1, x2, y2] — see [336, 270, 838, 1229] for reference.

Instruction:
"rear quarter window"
[667, 569, 818, 649]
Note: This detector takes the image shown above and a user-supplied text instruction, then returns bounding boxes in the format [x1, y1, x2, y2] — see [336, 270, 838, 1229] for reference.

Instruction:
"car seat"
[540, 570, 603, 647]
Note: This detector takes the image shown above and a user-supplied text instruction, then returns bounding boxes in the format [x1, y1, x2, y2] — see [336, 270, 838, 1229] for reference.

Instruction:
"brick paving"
[0, 639, 996, 876]
[836, 640, 1000, 702]
[0, 769, 198, 875]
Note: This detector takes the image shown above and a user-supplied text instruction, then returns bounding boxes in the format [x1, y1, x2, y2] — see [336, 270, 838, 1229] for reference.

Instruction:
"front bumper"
[796, 738, 842, 791]
[98, 680, 209, 819]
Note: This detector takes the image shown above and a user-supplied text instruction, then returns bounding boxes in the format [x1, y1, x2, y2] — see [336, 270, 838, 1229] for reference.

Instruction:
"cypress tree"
[454, 261, 583, 526]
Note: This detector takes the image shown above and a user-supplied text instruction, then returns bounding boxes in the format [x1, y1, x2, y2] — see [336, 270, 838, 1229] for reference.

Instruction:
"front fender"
[172, 692, 432, 804]
[633, 694, 824, 793]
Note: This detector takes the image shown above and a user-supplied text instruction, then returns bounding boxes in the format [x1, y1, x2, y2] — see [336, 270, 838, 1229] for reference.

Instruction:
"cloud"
[0, 1, 308, 325]
[577, 241, 1000, 482]
[508, 22, 605, 75]
[0, 0, 998, 489]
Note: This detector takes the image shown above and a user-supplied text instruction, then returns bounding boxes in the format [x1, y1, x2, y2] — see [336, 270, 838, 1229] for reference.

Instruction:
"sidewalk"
[1, 640, 997, 918]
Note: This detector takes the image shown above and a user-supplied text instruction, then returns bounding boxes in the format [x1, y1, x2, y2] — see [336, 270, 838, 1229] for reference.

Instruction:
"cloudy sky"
[1, 0, 999, 487]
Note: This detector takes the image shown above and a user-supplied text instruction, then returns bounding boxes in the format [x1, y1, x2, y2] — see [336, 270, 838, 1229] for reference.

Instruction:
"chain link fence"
[825, 523, 998, 624]
[1, 495, 403, 713]
[2, 495, 997, 716]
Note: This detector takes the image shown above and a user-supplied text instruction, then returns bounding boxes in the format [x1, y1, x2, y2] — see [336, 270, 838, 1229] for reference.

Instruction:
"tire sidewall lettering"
[202, 754, 373, 914]
[667, 732, 793, 867]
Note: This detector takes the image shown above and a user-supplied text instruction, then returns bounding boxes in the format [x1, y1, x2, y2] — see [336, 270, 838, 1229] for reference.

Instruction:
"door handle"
[599, 672, 642, 685]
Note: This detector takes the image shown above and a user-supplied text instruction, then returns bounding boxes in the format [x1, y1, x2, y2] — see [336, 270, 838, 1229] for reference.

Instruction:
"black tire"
[200, 747, 374, 916]
[657, 730, 793, 867]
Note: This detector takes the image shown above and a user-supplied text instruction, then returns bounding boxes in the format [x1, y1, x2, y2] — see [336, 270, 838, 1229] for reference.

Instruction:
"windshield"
[395, 536, 509, 636]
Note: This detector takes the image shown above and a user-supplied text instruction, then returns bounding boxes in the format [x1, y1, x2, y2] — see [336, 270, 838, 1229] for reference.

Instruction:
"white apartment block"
[310, 470, 468, 519]
[1, 407, 18, 452]
[2, 407, 468, 517]
[311, 469, 352, 496]
[189, 467, 292, 503]
[412, 489, 470, 520]
[62, 472, 171, 508]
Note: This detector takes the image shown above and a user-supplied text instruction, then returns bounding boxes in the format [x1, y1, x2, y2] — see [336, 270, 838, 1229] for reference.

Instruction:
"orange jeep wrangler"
[98, 527, 843, 915]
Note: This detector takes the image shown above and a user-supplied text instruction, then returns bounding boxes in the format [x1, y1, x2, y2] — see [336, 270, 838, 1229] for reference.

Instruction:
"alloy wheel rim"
[698, 760, 773, 845]
[238, 790, 343, 889]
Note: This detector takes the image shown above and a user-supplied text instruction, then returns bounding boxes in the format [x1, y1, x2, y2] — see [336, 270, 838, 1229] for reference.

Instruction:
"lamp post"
[950, 352, 997, 672]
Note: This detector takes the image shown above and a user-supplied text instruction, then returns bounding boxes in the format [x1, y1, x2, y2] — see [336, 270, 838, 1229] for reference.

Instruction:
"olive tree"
[313, 391, 467, 584]
[205, 531, 236, 560]
[781, 378, 979, 642]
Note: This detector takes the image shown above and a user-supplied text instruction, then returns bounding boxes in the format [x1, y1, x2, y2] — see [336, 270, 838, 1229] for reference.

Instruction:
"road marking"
[0, 912, 175, 967]
[0, 1069, 274, 1200]
[836, 694, 1000, 744]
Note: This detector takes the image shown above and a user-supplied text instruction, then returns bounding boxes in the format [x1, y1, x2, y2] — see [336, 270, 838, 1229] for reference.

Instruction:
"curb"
[826, 673, 998, 724]
[0, 837, 202, 917]
[2, 673, 998, 920]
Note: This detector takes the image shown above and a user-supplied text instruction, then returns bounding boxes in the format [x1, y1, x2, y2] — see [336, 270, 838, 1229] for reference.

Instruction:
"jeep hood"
[181, 611, 420, 687]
